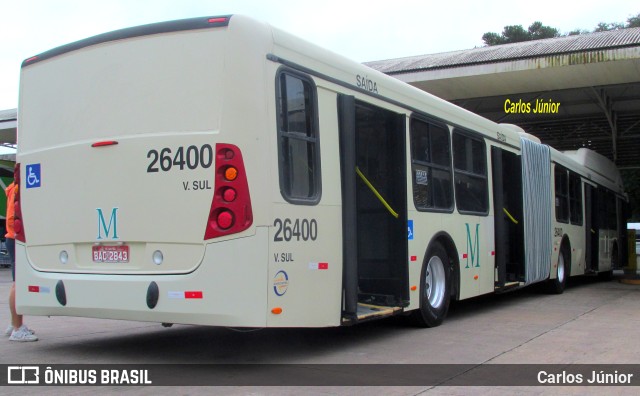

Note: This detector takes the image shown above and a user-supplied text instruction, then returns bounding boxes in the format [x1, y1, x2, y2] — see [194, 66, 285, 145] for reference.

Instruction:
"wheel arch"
[425, 231, 460, 301]
[559, 234, 572, 278]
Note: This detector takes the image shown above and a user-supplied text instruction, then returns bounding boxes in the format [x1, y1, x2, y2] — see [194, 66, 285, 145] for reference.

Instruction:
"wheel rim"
[557, 253, 565, 283]
[425, 256, 446, 309]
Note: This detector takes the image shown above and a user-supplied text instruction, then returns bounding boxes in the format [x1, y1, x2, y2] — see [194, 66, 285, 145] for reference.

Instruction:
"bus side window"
[410, 117, 453, 211]
[276, 71, 321, 204]
[554, 166, 569, 223]
[569, 171, 582, 225]
[452, 129, 488, 215]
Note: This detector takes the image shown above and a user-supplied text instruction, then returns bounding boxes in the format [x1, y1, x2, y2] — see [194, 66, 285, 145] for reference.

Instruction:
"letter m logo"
[97, 208, 119, 240]
[465, 223, 480, 268]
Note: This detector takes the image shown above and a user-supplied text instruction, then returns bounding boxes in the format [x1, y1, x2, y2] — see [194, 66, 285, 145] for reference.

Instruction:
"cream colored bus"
[16, 15, 628, 329]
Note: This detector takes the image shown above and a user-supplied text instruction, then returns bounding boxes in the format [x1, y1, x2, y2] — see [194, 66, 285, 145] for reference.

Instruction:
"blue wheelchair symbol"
[408, 220, 414, 240]
[26, 164, 41, 188]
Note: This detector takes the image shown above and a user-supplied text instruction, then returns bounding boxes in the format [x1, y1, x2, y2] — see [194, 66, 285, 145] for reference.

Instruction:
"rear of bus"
[16, 16, 274, 327]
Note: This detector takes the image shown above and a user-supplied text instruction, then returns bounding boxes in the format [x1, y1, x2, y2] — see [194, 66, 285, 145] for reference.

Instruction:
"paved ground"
[1, 265, 639, 395]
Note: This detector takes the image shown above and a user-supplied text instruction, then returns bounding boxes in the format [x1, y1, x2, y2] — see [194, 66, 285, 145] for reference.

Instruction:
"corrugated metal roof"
[365, 27, 640, 74]
[0, 108, 17, 123]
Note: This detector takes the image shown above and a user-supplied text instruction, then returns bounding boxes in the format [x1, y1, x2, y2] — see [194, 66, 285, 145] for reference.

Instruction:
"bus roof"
[21, 15, 232, 68]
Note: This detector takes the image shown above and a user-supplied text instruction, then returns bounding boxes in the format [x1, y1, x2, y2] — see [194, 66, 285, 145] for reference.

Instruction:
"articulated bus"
[16, 15, 627, 328]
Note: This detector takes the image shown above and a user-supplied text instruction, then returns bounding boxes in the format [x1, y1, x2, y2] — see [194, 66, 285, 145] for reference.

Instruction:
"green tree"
[567, 29, 590, 36]
[483, 21, 560, 46]
[481, 32, 505, 46]
[627, 13, 640, 28]
[483, 12, 640, 42]
[528, 21, 560, 40]
[594, 21, 625, 32]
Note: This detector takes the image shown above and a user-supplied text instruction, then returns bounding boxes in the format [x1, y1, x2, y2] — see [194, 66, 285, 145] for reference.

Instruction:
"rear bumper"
[16, 228, 268, 327]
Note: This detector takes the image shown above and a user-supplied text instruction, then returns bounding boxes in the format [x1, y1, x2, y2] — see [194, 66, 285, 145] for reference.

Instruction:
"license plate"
[92, 245, 129, 263]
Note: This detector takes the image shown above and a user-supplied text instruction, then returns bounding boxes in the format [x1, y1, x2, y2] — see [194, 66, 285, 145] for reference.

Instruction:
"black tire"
[548, 247, 569, 294]
[412, 242, 451, 327]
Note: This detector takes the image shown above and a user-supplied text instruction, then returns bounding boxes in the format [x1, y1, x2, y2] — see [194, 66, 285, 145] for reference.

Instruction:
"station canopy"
[0, 108, 16, 147]
[366, 27, 640, 169]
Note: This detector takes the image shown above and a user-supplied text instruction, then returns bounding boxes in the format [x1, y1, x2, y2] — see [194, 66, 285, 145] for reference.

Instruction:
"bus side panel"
[266, 88, 343, 327]
[450, 214, 495, 299]
[409, 210, 495, 302]
[556, 224, 585, 277]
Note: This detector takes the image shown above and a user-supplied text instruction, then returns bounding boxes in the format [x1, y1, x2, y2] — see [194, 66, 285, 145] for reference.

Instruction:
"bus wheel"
[548, 248, 568, 294]
[412, 242, 451, 327]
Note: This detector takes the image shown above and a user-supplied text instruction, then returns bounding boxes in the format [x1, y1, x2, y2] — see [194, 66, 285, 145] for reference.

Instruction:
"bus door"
[491, 147, 525, 291]
[338, 95, 409, 322]
[617, 197, 628, 269]
[584, 184, 598, 272]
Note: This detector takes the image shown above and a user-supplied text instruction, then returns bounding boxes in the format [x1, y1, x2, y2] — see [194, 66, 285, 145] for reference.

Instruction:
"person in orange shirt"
[5, 170, 37, 342]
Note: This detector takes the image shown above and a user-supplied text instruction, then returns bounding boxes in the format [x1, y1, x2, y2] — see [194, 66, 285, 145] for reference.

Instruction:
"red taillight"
[24, 56, 39, 65]
[91, 140, 119, 147]
[14, 163, 26, 242]
[208, 17, 228, 24]
[204, 144, 253, 239]
[216, 210, 234, 229]
[222, 188, 237, 202]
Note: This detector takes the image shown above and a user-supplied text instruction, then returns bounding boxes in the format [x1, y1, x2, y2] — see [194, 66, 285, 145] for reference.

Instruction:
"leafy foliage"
[483, 12, 640, 46]
[594, 22, 625, 32]
[482, 22, 559, 46]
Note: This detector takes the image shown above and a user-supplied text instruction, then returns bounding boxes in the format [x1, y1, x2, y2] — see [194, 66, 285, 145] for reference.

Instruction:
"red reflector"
[91, 141, 118, 147]
[25, 56, 39, 64]
[217, 211, 234, 229]
[318, 263, 328, 270]
[410, 256, 417, 262]
[222, 188, 237, 202]
[28, 285, 40, 293]
[462, 253, 468, 259]
[185, 291, 203, 299]
[208, 17, 227, 24]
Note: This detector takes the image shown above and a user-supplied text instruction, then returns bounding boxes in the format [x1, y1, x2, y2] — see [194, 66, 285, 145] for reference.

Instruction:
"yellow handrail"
[355, 167, 399, 219]
[503, 208, 518, 225]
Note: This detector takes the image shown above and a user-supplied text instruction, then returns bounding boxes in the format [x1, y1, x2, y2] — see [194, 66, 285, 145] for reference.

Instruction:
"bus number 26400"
[273, 218, 318, 242]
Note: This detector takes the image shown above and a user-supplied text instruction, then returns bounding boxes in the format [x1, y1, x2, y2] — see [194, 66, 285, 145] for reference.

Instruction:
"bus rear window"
[276, 71, 321, 204]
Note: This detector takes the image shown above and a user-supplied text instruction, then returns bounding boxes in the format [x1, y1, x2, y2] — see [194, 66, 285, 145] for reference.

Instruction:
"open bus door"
[585, 184, 598, 273]
[491, 147, 525, 291]
[338, 95, 409, 323]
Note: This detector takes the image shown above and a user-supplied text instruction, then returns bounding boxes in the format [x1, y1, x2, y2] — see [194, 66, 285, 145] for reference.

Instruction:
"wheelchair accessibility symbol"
[26, 164, 41, 189]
